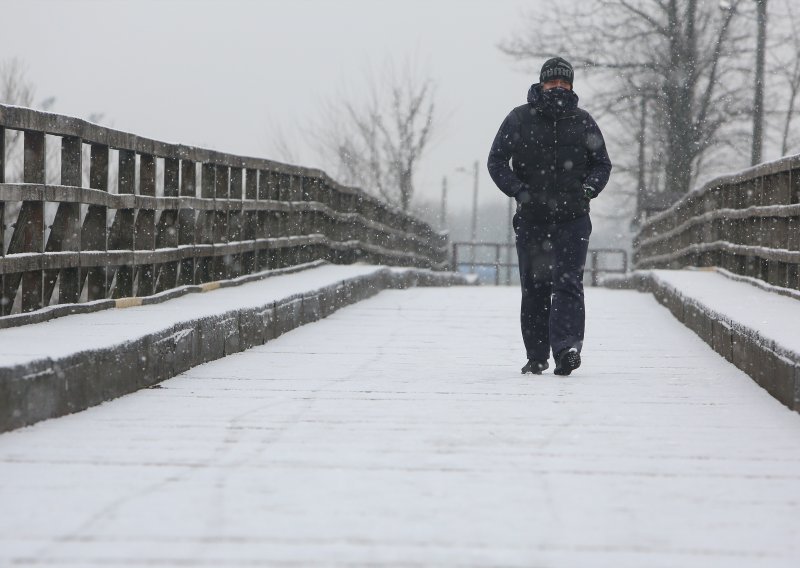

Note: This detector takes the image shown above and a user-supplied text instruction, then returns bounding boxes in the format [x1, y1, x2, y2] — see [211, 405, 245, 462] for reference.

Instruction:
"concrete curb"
[606, 271, 800, 413]
[0, 267, 473, 433]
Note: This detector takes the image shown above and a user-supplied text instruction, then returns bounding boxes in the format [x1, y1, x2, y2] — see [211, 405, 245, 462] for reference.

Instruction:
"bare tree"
[1, 58, 36, 182]
[1, 58, 34, 106]
[308, 60, 437, 212]
[769, 0, 800, 155]
[500, 0, 753, 210]
[1, 58, 58, 183]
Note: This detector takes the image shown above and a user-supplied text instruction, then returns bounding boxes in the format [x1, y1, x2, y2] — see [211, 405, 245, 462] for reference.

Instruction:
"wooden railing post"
[304, 177, 321, 263]
[196, 163, 215, 283]
[178, 159, 197, 286]
[0, 125, 6, 314]
[80, 143, 109, 301]
[155, 157, 180, 292]
[45, 136, 82, 305]
[256, 170, 271, 271]
[228, 166, 243, 278]
[135, 153, 157, 296]
[243, 168, 258, 274]
[790, 170, 800, 291]
[269, 170, 280, 270]
[109, 149, 136, 298]
[8, 130, 47, 312]
[351, 193, 362, 264]
[288, 174, 303, 266]
[331, 189, 343, 264]
[213, 164, 230, 280]
[276, 173, 291, 268]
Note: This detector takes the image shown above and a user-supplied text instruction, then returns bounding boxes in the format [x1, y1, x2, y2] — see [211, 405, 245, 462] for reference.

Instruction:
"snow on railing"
[633, 155, 800, 292]
[0, 104, 449, 316]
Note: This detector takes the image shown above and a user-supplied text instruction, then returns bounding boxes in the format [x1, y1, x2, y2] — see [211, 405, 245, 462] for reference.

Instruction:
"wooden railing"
[634, 155, 800, 290]
[0, 104, 449, 315]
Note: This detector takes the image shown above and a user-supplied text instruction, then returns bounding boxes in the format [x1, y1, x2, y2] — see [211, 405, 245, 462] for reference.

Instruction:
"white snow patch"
[649, 269, 800, 360]
[0, 264, 386, 368]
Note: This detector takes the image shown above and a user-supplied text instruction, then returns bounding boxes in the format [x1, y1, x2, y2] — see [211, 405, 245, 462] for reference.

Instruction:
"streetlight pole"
[440, 176, 448, 231]
[636, 95, 647, 223]
[456, 162, 481, 267]
[470, 160, 479, 246]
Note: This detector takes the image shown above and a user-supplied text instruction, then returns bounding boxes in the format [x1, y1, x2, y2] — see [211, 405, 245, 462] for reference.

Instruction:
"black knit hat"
[539, 57, 574, 85]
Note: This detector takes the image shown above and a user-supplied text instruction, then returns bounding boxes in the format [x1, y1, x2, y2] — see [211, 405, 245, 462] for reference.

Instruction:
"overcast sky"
[1, 0, 559, 212]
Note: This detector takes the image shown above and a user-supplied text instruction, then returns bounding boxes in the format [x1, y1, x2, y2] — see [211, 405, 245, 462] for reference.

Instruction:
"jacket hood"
[527, 83, 579, 116]
[526, 83, 543, 104]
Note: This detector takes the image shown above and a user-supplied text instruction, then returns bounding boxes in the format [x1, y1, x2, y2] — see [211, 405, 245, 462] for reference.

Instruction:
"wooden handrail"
[633, 154, 800, 291]
[0, 104, 449, 315]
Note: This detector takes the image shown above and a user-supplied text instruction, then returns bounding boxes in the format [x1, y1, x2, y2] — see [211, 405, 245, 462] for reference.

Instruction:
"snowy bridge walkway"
[2, 284, 800, 566]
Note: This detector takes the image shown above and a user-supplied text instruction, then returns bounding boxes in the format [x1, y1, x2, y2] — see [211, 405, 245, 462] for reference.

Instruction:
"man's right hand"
[515, 188, 532, 204]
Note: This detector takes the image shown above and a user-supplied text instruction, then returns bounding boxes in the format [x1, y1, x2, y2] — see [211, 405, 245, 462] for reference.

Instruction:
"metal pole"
[465, 160, 479, 269]
[470, 160, 479, 246]
[752, 0, 768, 165]
[440, 175, 448, 231]
[636, 96, 647, 223]
[495, 244, 501, 286]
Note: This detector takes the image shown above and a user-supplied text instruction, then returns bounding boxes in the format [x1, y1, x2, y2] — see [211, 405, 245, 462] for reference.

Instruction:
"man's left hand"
[582, 185, 599, 200]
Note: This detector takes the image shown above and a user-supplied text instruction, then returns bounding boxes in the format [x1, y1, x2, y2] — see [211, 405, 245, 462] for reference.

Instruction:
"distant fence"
[0, 104, 449, 316]
[634, 155, 800, 290]
[452, 242, 628, 286]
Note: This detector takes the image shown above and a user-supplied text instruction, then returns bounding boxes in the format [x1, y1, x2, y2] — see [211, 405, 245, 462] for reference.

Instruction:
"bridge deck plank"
[1, 285, 800, 566]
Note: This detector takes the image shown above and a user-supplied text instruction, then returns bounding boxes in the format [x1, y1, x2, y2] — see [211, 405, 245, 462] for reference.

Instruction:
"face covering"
[543, 86, 570, 103]
[540, 86, 575, 114]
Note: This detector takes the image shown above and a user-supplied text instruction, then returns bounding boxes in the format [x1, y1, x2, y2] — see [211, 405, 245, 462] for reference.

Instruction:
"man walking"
[487, 57, 612, 376]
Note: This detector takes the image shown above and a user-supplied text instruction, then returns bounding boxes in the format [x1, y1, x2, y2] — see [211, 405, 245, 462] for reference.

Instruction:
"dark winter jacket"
[487, 83, 612, 224]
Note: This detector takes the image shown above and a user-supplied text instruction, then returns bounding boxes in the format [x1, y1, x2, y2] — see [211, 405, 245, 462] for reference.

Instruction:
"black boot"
[553, 347, 581, 376]
[521, 360, 549, 375]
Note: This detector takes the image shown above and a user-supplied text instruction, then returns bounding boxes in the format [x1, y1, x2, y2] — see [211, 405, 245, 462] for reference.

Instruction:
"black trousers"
[514, 214, 592, 362]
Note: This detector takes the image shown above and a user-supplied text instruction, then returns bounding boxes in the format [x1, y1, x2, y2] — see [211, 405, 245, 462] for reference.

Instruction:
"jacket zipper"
[553, 113, 577, 194]
[553, 120, 558, 190]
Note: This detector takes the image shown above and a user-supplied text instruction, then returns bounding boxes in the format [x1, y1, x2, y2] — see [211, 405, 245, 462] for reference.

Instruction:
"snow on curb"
[606, 269, 800, 412]
[0, 265, 473, 433]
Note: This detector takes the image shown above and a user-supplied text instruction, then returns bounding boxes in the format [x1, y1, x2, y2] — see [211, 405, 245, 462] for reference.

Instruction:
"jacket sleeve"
[487, 110, 526, 198]
[583, 114, 612, 194]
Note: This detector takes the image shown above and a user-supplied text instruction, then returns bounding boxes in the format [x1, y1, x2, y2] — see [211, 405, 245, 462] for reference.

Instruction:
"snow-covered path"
[2, 287, 800, 567]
